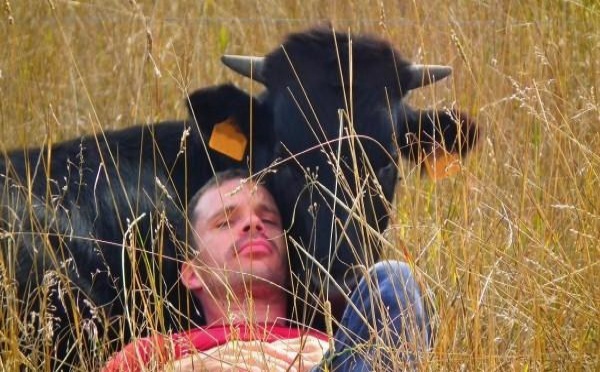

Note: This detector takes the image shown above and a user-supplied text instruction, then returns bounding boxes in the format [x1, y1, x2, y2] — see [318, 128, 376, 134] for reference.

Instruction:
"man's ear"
[181, 261, 205, 292]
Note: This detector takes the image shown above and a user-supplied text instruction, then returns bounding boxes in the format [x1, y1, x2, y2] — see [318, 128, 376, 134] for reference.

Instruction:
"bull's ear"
[428, 109, 479, 157]
[187, 84, 256, 161]
[186, 84, 253, 135]
[186, 83, 275, 165]
[397, 108, 479, 164]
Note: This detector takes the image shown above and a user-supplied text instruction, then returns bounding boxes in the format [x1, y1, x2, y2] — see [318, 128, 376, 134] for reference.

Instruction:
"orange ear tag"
[208, 118, 248, 162]
[423, 148, 461, 181]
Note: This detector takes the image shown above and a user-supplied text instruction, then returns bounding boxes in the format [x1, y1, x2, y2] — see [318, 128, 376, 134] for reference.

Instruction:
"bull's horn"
[221, 55, 266, 84]
[407, 64, 453, 90]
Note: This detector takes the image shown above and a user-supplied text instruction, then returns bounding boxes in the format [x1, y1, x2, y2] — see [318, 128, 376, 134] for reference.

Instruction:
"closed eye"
[213, 214, 236, 229]
[260, 213, 281, 227]
[212, 219, 228, 229]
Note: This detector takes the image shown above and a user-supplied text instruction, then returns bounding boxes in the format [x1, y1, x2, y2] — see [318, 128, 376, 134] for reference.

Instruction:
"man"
[103, 169, 432, 371]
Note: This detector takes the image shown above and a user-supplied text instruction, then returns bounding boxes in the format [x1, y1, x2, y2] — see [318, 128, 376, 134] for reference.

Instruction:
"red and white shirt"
[103, 323, 329, 371]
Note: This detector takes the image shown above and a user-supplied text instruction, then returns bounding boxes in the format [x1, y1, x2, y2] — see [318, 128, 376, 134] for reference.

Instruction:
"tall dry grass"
[1, 0, 599, 370]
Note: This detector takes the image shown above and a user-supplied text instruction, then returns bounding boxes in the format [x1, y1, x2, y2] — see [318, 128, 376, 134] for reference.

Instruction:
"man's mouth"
[237, 239, 274, 256]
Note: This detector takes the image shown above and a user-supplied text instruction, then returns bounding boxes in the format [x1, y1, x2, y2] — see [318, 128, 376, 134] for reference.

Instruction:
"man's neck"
[199, 284, 288, 326]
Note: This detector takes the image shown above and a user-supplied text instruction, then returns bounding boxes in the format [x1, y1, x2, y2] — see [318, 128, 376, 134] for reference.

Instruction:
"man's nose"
[242, 212, 264, 234]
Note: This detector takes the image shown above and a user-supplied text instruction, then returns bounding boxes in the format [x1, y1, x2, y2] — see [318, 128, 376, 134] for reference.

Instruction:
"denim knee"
[369, 260, 433, 345]
[369, 260, 414, 283]
[326, 260, 433, 370]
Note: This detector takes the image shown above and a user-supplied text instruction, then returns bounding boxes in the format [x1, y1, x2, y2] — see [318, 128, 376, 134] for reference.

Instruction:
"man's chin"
[239, 264, 286, 284]
[237, 261, 276, 275]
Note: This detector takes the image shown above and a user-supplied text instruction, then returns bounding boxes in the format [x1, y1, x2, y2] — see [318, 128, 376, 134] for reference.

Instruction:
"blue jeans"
[315, 260, 433, 371]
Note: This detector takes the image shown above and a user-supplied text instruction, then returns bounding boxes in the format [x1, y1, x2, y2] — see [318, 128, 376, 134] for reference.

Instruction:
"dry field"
[1, 0, 599, 370]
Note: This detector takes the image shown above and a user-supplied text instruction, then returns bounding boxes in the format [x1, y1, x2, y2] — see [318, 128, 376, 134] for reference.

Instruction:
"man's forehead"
[195, 179, 274, 216]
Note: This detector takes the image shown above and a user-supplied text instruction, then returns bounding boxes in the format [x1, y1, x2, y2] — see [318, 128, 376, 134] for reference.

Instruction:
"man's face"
[188, 178, 288, 293]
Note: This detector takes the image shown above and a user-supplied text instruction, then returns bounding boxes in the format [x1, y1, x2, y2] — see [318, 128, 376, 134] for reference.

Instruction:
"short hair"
[186, 168, 251, 253]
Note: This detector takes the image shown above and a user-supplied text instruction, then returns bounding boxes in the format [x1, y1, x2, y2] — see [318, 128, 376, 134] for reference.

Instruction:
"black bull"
[0, 28, 477, 366]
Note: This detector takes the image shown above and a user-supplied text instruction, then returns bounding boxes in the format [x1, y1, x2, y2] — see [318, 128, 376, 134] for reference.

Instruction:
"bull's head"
[221, 27, 478, 324]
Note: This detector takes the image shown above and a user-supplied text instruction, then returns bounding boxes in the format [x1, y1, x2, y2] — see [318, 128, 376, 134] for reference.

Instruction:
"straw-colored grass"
[1, 0, 599, 370]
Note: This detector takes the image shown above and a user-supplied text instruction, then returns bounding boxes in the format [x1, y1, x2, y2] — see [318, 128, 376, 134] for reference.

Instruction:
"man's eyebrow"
[203, 204, 237, 222]
[200, 196, 279, 222]
[255, 202, 280, 217]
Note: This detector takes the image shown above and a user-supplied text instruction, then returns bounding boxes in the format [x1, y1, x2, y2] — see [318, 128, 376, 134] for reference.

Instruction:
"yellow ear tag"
[423, 148, 461, 181]
[208, 118, 248, 161]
